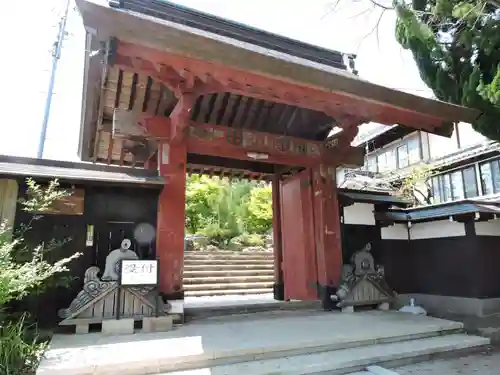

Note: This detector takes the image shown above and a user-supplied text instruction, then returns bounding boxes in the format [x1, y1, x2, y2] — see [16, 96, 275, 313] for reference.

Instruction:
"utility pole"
[37, 0, 71, 159]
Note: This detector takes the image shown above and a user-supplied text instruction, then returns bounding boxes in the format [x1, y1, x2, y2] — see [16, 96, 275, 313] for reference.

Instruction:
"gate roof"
[76, 0, 480, 174]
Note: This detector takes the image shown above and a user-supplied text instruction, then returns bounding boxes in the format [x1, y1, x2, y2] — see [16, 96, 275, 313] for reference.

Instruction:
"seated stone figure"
[102, 238, 139, 281]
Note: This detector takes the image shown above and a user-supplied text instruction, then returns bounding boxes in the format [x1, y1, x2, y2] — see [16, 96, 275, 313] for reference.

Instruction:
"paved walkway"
[394, 348, 500, 374]
[37, 311, 465, 375]
[184, 293, 276, 308]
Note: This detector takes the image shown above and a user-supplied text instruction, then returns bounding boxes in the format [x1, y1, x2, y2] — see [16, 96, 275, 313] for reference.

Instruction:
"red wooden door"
[280, 169, 318, 301]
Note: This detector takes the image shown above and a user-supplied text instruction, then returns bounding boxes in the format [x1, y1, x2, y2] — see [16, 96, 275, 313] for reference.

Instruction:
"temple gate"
[75, 0, 480, 311]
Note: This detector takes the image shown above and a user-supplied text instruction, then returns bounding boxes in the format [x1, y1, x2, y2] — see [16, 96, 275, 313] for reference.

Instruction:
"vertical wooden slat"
[107, 137, 115, 164]
[0, 179, 18, 239]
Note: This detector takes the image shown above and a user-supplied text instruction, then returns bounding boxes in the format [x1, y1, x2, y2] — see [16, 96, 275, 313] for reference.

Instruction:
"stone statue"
[333, 242, 395, 312]
[58, 237, 171, 333]
[101, 238, 138, 281]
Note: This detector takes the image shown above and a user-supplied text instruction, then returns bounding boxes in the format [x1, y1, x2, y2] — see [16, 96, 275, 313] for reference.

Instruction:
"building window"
[462, 167, 478, 198]
[377, 153, 387, 172]
[450, 171, 464, 200]
[367, 156, 377, 172]
[481, 162, 494, 194]
[440, 174, 452, 202]
[432, 177, 441, 203]
[432, 166, 480, 204]
[386, 149, 397, 171]
[408, 138, 420, 164]
[397, 144, 409, 168]
[492, 160, 500, 193]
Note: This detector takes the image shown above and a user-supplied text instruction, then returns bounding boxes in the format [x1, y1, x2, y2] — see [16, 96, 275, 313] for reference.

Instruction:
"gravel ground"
[394, 348, 500, 374]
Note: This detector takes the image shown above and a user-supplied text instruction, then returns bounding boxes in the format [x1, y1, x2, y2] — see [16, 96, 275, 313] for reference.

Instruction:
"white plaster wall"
[475, 220, 500, 236]
[343, 203, 375, 226]
[381, 224, 408, 240]
[410, 220, 466, 239]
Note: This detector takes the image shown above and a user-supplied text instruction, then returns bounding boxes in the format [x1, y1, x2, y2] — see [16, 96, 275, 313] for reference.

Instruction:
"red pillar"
[312, 164, 343, 309]
[271, 173, 284, 300]
[157, 141, 187, 300]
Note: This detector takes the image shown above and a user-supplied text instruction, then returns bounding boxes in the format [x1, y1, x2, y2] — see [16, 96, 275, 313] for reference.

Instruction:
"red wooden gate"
[280, 169, 318, 301]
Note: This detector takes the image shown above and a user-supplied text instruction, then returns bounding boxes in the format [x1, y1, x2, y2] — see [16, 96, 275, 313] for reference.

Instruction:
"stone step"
[184, 258, 274, 265]
[184, 281, 274, 291]
[184, 302, 324, 323]
[160, 334, 488, 375]
[37, 311, 479, 375]
[183, 275, 274, 285]
[185, 252, 274, 260]
[184, 288, 272, 297]
[184, 263, 274, 271]
[183, 269, 274, 278]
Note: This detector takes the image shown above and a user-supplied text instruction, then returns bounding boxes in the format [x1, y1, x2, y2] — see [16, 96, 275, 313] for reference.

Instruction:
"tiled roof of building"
[0, 155, 164, 186]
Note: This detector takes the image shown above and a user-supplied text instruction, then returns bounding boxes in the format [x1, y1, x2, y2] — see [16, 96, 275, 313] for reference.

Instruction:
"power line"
[37, 0, 71, 159]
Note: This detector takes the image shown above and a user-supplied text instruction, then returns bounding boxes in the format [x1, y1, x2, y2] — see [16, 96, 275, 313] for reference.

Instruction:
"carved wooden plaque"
[113, 108, 148, 139]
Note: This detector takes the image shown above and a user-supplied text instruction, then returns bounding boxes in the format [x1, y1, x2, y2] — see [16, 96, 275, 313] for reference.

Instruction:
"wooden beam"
[112, 112, 364, 167]
[169, 92, 197, 143]
[113, 40, 455, 132]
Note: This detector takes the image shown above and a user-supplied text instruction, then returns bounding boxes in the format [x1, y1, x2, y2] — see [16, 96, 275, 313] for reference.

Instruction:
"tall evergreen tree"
[394, 0, 499, 140]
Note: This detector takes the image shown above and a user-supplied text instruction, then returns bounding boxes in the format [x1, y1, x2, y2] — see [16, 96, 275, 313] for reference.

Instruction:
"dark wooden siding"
[377, 234, 485, 298]
[475, 236, 500, 298]
[342, 224, 381, 263]
[11, 181, 160, 328]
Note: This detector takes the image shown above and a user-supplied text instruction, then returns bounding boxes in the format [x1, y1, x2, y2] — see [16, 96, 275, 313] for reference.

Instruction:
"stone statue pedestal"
[58, 239, 171, 333]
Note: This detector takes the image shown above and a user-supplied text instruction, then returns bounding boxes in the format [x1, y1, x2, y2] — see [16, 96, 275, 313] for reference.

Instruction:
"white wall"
[381, 224, 408, 240]
[410, 220, 466, 239]
[458, 123, 488, 149]
[343, 203, 376, 226]
[475, 220, 500, 236]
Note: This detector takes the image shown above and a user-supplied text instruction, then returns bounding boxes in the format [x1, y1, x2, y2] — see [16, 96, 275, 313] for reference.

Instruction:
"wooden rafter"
[112, 40, 456, 132]
[114, 111, 364, 168]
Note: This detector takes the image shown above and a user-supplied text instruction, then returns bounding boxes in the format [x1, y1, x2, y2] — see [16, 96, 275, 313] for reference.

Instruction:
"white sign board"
[120, 260, 158, 286]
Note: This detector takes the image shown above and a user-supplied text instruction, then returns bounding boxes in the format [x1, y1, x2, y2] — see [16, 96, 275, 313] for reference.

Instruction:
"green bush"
[0, 314, 47, 375]
[0, 179, 80, 374]
[232, 233, 265, 247]
[185, 176, 273, 246]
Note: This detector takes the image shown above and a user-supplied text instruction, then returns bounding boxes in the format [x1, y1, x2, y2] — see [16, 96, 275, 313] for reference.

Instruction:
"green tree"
[185, 176, 273, 245]
[1, 179, 81, 375]
[391, 165, 434, 206]
[327, 0, 499, 140]
[185, 175, 223, 234]
[246, 185, 273, 233]
[394, 0, 500, 140]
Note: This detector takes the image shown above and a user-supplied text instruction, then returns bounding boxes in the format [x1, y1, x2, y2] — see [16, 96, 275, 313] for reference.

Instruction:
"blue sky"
[0, 0, 434, 161]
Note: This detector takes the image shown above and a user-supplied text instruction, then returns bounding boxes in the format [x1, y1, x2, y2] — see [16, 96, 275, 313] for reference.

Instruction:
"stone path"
[394, 348, 500, 374]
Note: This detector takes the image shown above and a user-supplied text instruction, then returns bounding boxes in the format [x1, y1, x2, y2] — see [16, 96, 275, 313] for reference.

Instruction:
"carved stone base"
[342, 306, 354, 313]
[378, 302, 390, 311]
[102, 319, 134, 335]
[59, 266, 171, 333]
[75, 324, 89, 334]
[334, 243, 396, 312]
[143, 316, 173, 333]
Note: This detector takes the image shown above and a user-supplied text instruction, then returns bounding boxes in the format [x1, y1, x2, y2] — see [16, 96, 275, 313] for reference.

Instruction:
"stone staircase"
[183, 250, 274, 297]
[37, 310, 491, 375]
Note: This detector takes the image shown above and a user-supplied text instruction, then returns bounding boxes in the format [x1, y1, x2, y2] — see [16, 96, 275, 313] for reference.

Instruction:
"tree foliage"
[391, 165, 434, 206]
[394, 0, 500, 140]
[185, 175, 273, 245]
[0, 179, 80, 307]
[1, 179, 81, 375]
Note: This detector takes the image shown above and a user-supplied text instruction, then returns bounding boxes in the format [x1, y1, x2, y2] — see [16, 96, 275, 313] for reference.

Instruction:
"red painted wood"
[281, 169, 318, 301]
[272, 175, 283, 287]
[312, 165, 343, 288]
[114, 40, 451, 131]
[136, 116, 356, 167]
[169, 92, 198, 143]
[156, 141, 187, 296]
